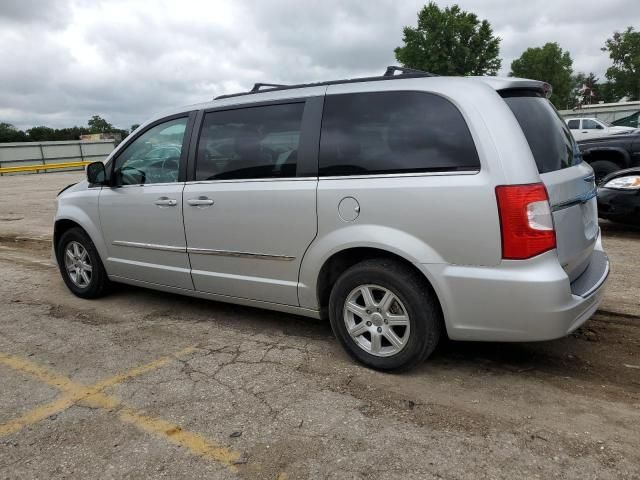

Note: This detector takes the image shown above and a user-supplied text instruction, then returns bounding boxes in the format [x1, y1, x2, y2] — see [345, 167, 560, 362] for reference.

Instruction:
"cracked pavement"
[0, 172, 639, 479]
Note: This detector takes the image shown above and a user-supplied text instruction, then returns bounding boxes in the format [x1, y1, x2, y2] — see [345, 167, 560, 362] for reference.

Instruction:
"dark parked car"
[578, 131, 640, 184]
[597, 167, 640, 225]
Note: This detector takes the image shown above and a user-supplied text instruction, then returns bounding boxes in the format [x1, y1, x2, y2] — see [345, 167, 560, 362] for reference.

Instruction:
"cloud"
[0, 0, 637, 129]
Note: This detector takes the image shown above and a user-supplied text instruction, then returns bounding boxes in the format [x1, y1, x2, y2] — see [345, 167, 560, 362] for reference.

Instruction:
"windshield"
[502, 91, 583, 173]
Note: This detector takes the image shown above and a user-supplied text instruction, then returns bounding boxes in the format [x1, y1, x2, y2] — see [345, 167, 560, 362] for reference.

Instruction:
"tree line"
[3, 3, 638, 143]
[395, 2, 640, 109]
[0, 115, 140, 143]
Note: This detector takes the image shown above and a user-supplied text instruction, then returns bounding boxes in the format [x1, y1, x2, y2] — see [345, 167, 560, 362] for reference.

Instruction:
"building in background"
[80, 132, 123, 142]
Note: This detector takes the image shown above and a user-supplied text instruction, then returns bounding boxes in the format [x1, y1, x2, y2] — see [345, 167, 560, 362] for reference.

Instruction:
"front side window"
[113, 117, 188, 185]
[567, 119, 579, 129]
[196, 103, 304, 181]
[319, 91, 480, 176]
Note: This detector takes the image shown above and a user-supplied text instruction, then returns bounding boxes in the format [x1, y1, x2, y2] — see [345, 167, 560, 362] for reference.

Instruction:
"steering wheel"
[119, 166, 146, 185]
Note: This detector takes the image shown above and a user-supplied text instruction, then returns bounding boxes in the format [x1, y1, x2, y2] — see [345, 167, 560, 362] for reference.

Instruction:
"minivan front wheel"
[56, 227, 110, 299]
[329, 259, 442, 371]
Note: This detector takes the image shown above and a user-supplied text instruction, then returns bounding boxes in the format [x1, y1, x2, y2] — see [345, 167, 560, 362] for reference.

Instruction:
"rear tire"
[328, 258, 442, 371]
[591, 160, 619, 185]
[56, 227, 111, 299]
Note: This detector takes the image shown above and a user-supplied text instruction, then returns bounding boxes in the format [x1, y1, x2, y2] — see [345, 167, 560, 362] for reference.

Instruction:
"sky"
[1, 0, 638, 130]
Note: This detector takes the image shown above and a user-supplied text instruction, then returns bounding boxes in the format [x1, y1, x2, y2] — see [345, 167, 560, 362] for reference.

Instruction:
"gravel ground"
[0, 172, 638, 479]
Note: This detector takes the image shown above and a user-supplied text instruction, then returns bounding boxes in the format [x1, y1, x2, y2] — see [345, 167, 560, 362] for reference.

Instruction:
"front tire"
[591, 160, 619, 185]
[56, 228, 111, 299]
[328, 258, 442, 371]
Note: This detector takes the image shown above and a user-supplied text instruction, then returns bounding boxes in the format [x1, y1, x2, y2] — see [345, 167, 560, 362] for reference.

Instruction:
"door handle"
[187, 196, 214, 207]
[154, 197, 177, 207]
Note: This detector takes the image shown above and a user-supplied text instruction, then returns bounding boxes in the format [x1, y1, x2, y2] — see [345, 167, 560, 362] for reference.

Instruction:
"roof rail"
[214, 66, 439, 100]
[383, 65, 438, 77]
[250, 82, 288, 92]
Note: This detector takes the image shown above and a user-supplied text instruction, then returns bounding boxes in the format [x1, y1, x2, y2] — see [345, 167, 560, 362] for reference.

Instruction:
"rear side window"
[502, 92, 582, 173]
[567, 119, 579, 129]
[319, 91, 480, 176]
[196, 103, 304, 180]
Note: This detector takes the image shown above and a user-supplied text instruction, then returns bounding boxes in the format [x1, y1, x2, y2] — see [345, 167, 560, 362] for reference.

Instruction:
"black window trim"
[105, 111, 197, 187]
[317, 90, 482, 178]
[187, 96, 323, 182]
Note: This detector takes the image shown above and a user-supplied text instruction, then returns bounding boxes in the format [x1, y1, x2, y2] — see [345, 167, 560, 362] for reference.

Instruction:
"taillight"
[495, 183, 556, 260]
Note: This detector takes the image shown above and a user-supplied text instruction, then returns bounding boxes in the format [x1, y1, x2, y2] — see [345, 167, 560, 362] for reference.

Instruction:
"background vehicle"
[597, 167, 640, 225]
[54, 67, 609, 371]
[578, 131, 640, 184]
[566, 117, 636, 141]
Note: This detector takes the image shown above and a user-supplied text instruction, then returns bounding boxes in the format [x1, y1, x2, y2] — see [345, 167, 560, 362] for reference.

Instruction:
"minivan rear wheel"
[328, 258, 441, 371]
[56, 227, 111, 299]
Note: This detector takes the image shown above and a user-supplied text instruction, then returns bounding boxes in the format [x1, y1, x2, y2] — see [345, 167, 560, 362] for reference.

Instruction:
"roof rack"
[215, 66, 439, 100]
[383, 66, 437, 77]
[250, 83, 288, 92]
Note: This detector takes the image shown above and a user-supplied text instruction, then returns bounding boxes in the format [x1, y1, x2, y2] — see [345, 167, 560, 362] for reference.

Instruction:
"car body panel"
[54, 74, 609, 344]
[578, 132, 640, 170]
[597, 167, 640, 224]
[98, 183, 193, 290]
[183, 178, 317, 305]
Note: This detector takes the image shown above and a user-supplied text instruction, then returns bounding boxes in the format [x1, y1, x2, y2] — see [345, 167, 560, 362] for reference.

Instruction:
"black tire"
[56, 227, 111, 299]
[328, 258, 442, 371]
[591, 160, 619, 185]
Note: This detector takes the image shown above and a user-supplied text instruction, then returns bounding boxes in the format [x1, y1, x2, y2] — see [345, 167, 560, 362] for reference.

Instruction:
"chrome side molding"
[112, 241, 295, 261]
[112, 240, 186, 252]
[187, 247, 295, 261]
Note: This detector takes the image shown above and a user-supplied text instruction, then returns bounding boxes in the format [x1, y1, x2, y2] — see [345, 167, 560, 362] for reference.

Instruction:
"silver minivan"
[54, 67, 609, 370]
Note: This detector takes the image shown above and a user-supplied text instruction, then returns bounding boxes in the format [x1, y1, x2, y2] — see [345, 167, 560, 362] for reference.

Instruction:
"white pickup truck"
[566, 117, 636, 141]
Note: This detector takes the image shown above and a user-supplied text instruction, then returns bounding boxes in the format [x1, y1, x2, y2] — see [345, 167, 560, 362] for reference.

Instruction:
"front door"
[183, 101, 318, 306]
[99, 115, 193, 290]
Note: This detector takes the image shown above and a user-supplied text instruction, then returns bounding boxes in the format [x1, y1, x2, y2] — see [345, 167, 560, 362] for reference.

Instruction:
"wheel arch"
[583, 147, 631, 168]
[53, 211, 108, 265]
[306, 245, 447, 338]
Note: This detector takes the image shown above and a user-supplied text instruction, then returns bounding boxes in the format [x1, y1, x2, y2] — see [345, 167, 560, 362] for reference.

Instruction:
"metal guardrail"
[0, 140, 114, 176]
[0, 161, 93, 175]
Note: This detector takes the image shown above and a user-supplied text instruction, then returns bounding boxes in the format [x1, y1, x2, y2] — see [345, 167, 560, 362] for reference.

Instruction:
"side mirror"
[596, 124, 604, 130]
[86, 161, 107, 185]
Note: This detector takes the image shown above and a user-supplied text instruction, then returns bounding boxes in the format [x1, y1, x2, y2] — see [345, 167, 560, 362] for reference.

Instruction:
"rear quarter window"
[319, 91, 480, 176]
[502, 92, 582, 173]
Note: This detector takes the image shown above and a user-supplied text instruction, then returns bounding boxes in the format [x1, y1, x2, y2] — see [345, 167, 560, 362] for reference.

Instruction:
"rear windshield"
[502, 91, 582, 173]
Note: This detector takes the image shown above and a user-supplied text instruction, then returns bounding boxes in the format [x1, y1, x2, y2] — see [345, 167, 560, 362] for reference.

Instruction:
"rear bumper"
[421, 232, 609, 342]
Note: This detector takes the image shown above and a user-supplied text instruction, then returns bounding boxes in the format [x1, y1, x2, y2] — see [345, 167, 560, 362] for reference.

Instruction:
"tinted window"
[113, 117, 187, 185]
[582, 119, 600, 129]
[319, 91, 480, 176]
[567, 119, 580, 129]
[502, 93, 582, 173]
[196, 103, 304, 180]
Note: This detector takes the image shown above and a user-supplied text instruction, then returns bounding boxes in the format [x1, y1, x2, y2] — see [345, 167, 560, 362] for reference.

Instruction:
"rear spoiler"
[472, 77, 553, 99]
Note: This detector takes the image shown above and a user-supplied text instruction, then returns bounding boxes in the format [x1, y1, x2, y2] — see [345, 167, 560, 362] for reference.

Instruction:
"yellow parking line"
[0, 396, 78, 437]
[119, 408, 241, 467]
[0, 347, 240, 471]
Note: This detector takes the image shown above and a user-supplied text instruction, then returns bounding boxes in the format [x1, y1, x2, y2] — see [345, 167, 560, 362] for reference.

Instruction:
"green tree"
[394, 2, 501, 76]
[87, 115, 114, 133]
[26, 126, 57, 141]
[130, 124, 140, 133]
[510, 42, 574, 108]
[597, 82, 619, 103]
[602, 27, 640, 101]
[0, 123, 27, 142]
